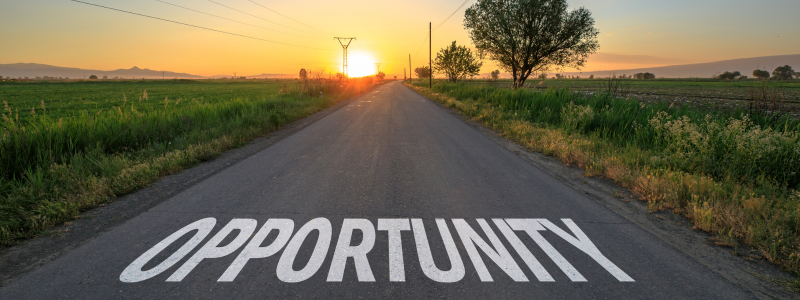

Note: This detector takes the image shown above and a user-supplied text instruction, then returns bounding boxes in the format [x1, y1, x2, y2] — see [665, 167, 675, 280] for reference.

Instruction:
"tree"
[89, 75, 98, 80]
[771, 65, 795, 80]
[538, 73, 548, 80]
[634, 72, 655, 79]
[464, 0, 599, 88]
[376, 71, 386, 80]
[794, 72, 800, 79]
[414, 66, 431, 79]
[588, 74, 594, 79]
[299, 68, 308, 81]
[490, 70, 500, 81]
[433, 41, 483, 83]
[716, 71, 741, 80]
[752, 69, 770, 80]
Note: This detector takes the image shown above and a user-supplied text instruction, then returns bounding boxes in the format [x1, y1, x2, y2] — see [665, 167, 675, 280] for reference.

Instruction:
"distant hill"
[205, 73, 296, 79]
[0, 63, 204, 79]
[476, 54, 800, 79]
[562, 54, 800, 78]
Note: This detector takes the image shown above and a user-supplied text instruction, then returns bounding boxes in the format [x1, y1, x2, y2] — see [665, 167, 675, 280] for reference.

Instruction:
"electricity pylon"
[375, 63, 382, 75]
[334, 37, 356, 77]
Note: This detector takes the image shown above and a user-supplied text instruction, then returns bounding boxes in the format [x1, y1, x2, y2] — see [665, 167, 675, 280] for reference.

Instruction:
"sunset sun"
[347, 52, 376, 77]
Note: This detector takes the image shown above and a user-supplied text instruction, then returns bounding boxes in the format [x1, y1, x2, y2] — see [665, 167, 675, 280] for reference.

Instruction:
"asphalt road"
[0, 81, 755, 299]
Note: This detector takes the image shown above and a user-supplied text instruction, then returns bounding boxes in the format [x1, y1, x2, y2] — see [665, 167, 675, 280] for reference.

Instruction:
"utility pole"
[409, 54, 412, 80]
[375, 63, 382, 75]
[404, 68, 406, 80]
[429, 22, 432, 88]
[334, 37, 356, 77]
[162, 72, 165, 80]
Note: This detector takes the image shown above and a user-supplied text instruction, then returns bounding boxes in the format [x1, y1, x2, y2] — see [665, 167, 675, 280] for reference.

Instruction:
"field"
[465, 78, 800, 118]
[406, 79, 800, 277]
[1, 79, 298, 122]
[0, 78, 376, 245]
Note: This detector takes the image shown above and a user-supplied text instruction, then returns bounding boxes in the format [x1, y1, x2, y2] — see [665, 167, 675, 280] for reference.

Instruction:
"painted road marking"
[120, 218, 634, 283]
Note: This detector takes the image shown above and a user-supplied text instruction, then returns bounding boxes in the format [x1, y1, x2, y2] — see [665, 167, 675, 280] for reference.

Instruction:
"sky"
[1, 0, 799, 77]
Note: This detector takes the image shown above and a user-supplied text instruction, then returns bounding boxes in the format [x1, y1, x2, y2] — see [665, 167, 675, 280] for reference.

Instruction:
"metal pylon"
[334, 37, 356, 77]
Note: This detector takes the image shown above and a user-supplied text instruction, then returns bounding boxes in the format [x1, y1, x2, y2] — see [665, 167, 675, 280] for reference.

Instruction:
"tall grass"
[410, 80, 800, 276]
[0, 78, 374, 245]
[423, 81, 800, 189]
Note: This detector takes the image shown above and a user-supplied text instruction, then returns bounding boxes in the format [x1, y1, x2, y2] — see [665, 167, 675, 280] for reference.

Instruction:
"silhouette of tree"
[716, 71, 741, 80]
[490, 70, 500, 81]
[433, 41, 483, 83]
[376, 71, 386, 80]
[752, 69, 770, 80]
[771, 65, 795, 80]
[299, 68, 308, 81]
[414, 66, 431, 79]
[89, 75, 98, 80]
[464, 0, 599, 88]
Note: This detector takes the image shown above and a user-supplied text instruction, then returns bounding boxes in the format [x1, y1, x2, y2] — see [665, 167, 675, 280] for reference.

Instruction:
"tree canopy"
[771, 65, 795, 80]
[414, 66, 431, 79]
[752, 69, 770, 79]
[490, 70, 500, 80]
[433, 41, 483, 83]
[716, 71, 741, 80]
[464, 0, 599, 88]
[299, 68, 308, 81]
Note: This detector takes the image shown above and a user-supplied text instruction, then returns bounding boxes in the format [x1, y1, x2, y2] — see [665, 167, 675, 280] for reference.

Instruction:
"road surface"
[0, 81, 757, 299]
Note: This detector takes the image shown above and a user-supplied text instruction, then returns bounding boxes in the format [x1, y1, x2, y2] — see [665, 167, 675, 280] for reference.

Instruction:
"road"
[0, 81, 756, 299]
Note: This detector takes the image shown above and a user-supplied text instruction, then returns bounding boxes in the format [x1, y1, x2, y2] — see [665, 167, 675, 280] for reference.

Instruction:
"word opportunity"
[120, 218, 634, 283]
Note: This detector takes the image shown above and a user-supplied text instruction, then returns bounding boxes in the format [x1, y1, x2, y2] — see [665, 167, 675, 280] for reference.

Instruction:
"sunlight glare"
[348, 53, 376, 77]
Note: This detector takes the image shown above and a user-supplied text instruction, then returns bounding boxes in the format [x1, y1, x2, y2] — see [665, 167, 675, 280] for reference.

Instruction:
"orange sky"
[1, 0, 798, 77]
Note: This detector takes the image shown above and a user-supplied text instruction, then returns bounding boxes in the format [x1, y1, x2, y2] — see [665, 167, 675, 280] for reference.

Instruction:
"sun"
[347, 53, 376, 77]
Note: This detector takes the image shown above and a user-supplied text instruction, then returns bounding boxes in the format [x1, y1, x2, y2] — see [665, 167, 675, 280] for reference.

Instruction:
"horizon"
[2, 0, 799, 77]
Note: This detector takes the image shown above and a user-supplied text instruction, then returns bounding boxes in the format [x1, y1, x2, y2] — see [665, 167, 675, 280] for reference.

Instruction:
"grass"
[467, 78, 800, 118]
[405, 79, 800, 277]
[0, 78, 379, 245]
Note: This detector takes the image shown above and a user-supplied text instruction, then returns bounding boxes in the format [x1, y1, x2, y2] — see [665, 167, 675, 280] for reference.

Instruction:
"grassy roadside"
[404, 80, 800, 279]
[0, 78, 379, 246]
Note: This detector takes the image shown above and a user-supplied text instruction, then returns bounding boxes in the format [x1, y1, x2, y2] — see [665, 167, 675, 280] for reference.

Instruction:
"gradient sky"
[1, 0, 799, 77]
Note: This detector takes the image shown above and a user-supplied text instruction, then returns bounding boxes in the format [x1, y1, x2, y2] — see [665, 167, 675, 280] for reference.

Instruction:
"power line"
[70, 0, 334, 51]
[246, 0, 334, 36]
[411, 0, 472, 59]
[433, 0, 471, 31]
[206, 0, 324, 38]
[154, 0, 312, 38]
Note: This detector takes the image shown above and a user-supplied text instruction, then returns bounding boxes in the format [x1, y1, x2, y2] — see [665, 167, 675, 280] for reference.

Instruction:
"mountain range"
[0, 63, 204, 79]
[4, 54, 799, 80]
[558, 54, 800, 78]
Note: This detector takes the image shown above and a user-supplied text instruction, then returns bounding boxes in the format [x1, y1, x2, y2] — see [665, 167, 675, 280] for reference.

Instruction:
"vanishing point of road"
[1, 81, 757, 299]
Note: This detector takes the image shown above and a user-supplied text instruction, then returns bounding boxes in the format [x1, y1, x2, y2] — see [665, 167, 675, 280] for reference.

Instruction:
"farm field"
[465, 78, 800, 118]
[0, 79, 302, 122]
[0, 78, 376, 245]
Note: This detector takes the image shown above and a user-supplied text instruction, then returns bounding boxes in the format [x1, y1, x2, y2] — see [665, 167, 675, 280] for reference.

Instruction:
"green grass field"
[0, 78, 375, 245]
[464, 78, 800, 117]
[408, 79, 800, 277]
[0, 79, 300, 122]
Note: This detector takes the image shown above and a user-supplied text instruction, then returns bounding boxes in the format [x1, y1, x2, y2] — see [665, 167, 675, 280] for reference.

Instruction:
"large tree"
[771, 65, 795, 80]
[433, 41, 483, 83]
[464, 0, 599, 88]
